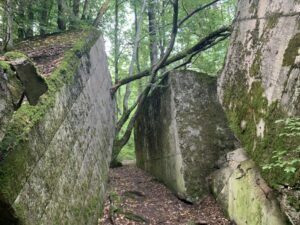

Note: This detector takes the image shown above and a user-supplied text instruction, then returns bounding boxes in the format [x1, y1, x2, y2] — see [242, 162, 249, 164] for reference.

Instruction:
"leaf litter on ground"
[99, 165, 231, 225]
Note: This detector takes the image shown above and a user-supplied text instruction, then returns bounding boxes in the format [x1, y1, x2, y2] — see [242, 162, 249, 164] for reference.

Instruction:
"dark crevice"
[0, 194, 20, 225]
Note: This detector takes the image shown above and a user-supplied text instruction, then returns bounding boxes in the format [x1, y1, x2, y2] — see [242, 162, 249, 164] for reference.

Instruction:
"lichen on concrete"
[135, 71, 237, 202]
[211, 149, 288, 225]
[218, 0, 300, 223]
[0, 28, 115, 225]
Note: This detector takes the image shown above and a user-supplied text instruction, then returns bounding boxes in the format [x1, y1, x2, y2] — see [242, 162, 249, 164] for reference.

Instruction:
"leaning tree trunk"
[93, 0, 110, 27]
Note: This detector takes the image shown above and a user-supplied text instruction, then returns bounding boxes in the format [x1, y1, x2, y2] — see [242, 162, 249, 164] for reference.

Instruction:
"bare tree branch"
[111, 26, 231, 94]
[178, 0, 221, 27]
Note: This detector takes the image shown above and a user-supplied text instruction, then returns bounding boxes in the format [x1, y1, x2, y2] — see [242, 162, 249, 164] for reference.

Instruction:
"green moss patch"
[283, 33, 300, 66]
[249, 50, 262, 77]
[4, 52, 27, 61]
[266, 12, 282, 29]
[223, 71, 299, 187]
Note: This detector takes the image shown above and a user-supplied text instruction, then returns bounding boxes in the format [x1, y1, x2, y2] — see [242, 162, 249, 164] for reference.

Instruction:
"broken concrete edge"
[0, 60, 24, 109]
[1, 52, 48, 107]
[210, 148, 290, 225]
[0, 28, 101, 203]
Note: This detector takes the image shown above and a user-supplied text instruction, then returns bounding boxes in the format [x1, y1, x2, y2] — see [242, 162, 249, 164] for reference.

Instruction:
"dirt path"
[99, 165, 230, 225]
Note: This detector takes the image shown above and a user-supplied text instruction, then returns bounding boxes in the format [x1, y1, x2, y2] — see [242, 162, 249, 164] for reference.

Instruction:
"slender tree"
[57, 0, 67, 30]
[73, 0, 80, 17]
[81, 0, 89, 20]
[123, 0, 146, 112]
[17, 0, 26, 39]
[3, 0, 13, 50]
[147, 0, 159, 66]
[40, 0, 53, 36]
[26, 1, 34, 37]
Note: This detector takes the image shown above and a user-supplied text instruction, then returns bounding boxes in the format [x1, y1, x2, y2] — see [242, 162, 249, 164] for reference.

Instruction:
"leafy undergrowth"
[12, 30, 90, 76]
[99, 166, 230, 225]
[117, 144, 136, 162]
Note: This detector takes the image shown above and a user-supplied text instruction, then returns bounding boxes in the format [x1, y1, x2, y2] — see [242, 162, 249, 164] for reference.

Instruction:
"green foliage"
[117, 135, 136, 161]
[263, 118, 300, 175]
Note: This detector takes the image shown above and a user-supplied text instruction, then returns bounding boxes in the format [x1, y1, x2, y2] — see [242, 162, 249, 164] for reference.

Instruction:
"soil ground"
[99, 165, 231, 225]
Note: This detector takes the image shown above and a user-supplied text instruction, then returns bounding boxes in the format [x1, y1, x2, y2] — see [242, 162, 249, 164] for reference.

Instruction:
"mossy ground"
[4, 52, 27, 61]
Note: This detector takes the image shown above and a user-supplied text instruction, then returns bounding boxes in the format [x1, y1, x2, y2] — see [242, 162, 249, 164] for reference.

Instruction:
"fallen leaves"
[99, 166, 230, 225]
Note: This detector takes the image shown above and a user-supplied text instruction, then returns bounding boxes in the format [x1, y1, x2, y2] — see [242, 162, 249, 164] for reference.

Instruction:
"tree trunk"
[40, 0, 53, 36]
[113, 0, 121, 115]
[134, 0, 142, 93]
[4, 0, 13, 50]
[147, 0, 158, 66]
[17, 0, 26, 39]
[114, 0, 119, 84]
[57, 0, 67, 30]
[26, 1, 34, 37]
[123, 0, 147, 112]
[159, 0, 166, 69]
[81, 0, 89, 20]
[73, 0, 80, 17]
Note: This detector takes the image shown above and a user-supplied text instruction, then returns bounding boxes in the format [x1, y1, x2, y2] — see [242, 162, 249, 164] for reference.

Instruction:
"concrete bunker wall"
[0, 32, 115, 225]
[135, 71, 236, 202]
[218, 0, 300, 223]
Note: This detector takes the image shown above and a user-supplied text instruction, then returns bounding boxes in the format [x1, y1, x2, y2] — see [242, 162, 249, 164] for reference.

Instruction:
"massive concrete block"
[0, 31, 115, 225]
[211, 149, 288, 225]
[135, 71, 236, 202]
[218, 0, 300, 223]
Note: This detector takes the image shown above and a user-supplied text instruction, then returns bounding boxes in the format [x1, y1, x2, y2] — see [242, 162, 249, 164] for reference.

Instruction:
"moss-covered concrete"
[283, 33, 300, 66]
[0, 28, 115, 225]
[211, 149, 288, 225]
[218, 0, 300, 223]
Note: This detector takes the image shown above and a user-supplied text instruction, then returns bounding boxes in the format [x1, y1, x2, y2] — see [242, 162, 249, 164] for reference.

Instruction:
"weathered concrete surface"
[218, 0, 300, 113]
[218, 1, 300, 223]
[211, 149, 288, 225]
[0, 69, 14, 142]
[9, 56, 48, 106]
[0, 53, 48, 142]
[135, 71, 236, 202]
[0, 33, 115, 225]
